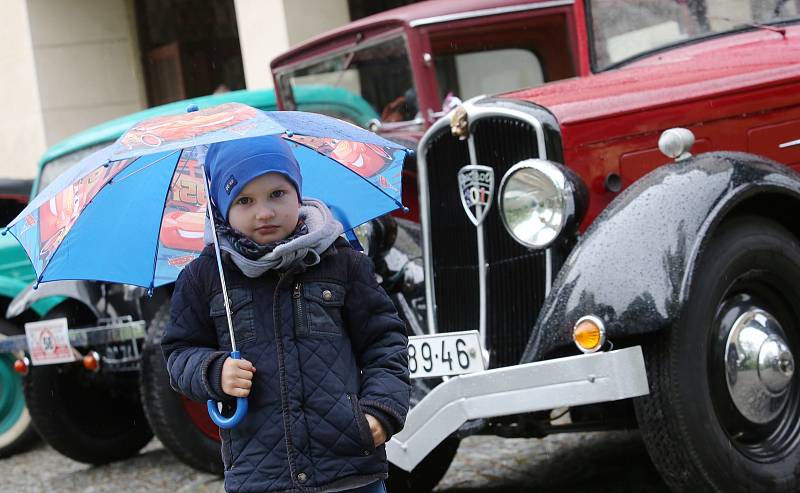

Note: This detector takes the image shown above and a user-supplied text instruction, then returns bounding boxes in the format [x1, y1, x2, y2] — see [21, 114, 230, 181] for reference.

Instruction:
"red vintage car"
[273, 1, 800, 492]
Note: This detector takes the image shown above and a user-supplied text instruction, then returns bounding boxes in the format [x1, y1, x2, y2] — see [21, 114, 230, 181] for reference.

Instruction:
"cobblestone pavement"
[0, 431, 669, 493]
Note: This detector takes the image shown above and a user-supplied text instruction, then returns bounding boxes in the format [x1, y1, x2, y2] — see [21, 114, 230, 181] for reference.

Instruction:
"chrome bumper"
[386, 346, 649, 471]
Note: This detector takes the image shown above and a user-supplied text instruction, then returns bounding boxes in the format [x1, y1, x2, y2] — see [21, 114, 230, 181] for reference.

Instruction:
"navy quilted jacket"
[162, 239, 410, 492]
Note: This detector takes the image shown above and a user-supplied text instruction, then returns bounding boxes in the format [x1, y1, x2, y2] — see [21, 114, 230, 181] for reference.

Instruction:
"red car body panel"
[272, 0, 800, 227]
[503, 26, 800, 224]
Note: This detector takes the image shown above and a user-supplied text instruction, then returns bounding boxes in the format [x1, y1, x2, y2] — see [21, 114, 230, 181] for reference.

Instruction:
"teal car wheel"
[0, 320, 38, 457]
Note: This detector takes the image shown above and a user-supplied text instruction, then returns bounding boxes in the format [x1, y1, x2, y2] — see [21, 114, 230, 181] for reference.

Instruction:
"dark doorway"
[348, 0, 421, 21]
[135, 0, 245, 106]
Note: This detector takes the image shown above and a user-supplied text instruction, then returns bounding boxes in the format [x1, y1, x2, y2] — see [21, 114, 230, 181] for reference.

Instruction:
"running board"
[386, 346, 649, 471]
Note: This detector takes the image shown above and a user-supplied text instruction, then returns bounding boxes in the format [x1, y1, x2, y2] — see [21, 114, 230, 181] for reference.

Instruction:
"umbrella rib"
[111, 149, 181, 185]
[30, 156, 147, 284]
[147, 149, 187, 291]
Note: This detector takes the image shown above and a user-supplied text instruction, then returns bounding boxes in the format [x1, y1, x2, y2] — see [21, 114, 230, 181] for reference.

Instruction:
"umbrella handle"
[206, 351, 249, 429]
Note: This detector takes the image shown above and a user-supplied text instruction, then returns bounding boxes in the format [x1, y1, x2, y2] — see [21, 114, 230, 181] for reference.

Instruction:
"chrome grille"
[424, 115, 548, 368]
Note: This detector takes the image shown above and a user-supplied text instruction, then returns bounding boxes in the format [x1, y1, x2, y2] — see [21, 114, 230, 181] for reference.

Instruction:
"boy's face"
[228, 172, 300, 245]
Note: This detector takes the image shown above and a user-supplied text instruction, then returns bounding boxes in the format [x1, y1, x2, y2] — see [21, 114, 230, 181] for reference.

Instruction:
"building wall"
[234, 0, 350, 89]
[27, 0, 146, 147]
[0, 1, 46, 179]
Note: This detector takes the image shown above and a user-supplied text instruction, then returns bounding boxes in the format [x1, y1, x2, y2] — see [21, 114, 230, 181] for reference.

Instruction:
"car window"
[37, 143, 109, 196]
[276, 36, 417, 126]
[428, 13, 576, 104]
[435, 48, 543, 101]
[589, 0, 800, 70]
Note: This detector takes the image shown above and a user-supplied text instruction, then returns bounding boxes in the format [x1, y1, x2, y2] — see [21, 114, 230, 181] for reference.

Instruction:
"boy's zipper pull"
[293, 282, 302, 299]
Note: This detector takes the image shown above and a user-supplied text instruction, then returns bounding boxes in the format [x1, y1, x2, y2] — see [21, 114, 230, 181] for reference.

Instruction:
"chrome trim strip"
[467, 136, 489, 355]
[387, 346, 649, 471]
[417, 101, 548, 335]
[545, 248, 552, 297]
[409, 0, 576, 27]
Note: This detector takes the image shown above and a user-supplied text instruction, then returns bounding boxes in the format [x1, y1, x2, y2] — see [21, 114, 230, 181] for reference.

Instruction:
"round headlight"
[353, 222, 375, 257]
[498, 159, 580, 249]
[351, 215, 398, 259]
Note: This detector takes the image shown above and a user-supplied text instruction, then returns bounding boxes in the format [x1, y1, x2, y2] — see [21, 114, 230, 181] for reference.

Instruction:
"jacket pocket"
[348, 392, 376, 454]
[210, 288, 256, 347]
[293, 281, 346, 338]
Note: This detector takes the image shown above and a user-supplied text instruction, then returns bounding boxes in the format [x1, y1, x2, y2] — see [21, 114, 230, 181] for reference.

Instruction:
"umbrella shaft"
[201, 164, 237, 352]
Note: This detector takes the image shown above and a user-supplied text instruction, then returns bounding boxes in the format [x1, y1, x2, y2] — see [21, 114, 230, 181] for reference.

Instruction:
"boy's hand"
[365, 413, 387, 447]
[221, 357, 255, 397]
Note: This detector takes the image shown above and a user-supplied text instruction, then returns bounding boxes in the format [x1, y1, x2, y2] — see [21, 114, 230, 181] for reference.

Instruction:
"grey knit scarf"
[203, 198, 344, 277]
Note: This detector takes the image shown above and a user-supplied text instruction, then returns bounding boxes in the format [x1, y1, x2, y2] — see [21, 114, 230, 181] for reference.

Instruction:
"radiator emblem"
[458, 165, 494, 226]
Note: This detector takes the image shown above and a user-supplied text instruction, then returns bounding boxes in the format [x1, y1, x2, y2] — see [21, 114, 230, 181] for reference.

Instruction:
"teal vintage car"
[0, 86, 377, 460]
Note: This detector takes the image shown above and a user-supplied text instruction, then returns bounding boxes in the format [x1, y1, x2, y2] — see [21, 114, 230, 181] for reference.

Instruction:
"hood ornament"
[458, 165, 494, 226]
[450, 105, 469, 140]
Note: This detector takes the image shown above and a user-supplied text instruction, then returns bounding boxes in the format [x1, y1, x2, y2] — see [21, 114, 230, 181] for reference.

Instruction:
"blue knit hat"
[205, 135, 303, 220]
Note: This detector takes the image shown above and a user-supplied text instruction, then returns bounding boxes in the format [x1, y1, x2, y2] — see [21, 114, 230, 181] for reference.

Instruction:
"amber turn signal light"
[82, 351, 101, 372]
[573, 316, 606, 353]
[13, 357, 29, 375]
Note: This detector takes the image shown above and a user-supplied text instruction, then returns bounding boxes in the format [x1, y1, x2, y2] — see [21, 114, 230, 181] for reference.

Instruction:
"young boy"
[161, 135, 411, 493]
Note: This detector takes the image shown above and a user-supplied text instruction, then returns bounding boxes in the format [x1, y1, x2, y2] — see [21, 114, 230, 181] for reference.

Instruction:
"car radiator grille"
[424, 116, 548, 368]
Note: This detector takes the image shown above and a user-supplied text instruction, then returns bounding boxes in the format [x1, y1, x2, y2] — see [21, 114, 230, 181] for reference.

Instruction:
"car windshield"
[588, 0, 800, 70]
[36, 143, 109, 196]
[275, 36, 418, 127]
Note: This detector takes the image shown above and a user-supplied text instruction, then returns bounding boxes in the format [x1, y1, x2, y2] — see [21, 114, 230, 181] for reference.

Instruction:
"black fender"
[522, 151, 800, 362]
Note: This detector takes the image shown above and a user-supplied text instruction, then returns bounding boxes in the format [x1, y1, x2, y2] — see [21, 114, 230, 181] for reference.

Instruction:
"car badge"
[450, 105, 469, 140]
[458, 165, 494, 226]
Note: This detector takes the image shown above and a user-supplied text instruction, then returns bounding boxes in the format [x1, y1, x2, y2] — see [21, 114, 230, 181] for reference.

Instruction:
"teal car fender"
[0, 234, 61, 318]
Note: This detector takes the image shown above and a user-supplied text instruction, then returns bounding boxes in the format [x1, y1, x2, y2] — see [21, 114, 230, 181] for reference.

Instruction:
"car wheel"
[386, 436, 459, 493]
[140, 302, 223, 475]
[23, 306, 153, 464]
[0, 319, 38, 457]
[386, 379, 460, 493]
[634, 215, 800, 492]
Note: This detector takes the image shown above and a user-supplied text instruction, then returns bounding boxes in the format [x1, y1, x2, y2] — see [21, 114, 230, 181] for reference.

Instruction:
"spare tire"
[140, 302, 223, 474]
[0, 319, 38, 457]
[23, 305, 152, 464]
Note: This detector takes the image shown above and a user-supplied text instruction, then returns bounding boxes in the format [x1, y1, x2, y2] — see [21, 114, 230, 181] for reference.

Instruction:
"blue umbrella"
[4, 103, 409, 428]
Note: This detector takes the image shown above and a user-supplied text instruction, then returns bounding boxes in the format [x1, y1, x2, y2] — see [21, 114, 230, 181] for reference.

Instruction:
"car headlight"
[498, 159, 586, 249]
[353, 222, 375, 257]
[352, 215, 398, 259]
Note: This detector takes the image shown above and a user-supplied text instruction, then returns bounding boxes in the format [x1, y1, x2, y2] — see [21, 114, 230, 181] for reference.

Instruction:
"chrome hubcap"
[725, 308, 795, 424]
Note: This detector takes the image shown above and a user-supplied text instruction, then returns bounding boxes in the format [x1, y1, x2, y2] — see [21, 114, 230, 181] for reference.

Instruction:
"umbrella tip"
[1, 228, 6, 236]
[186, 104, 200, 113]
[402, 206, 410, 214]
[286, 130, 294, 137]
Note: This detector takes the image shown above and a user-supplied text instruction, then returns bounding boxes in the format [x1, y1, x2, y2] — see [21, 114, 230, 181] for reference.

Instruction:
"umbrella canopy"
[5, 103, 408, 290]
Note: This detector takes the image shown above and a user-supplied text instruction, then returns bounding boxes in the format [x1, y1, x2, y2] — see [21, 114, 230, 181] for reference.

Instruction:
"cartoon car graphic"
[120, 103, 258, 151]
[160, 210, 205, 252]
[289, 135, 394, 178]
[36, 161, 128, 265]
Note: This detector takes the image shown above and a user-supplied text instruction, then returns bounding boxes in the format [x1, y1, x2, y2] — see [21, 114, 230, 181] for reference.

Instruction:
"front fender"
[0, 276, 61, 317]
[6, 280, 106, 320]
[523, 151, 800, 362]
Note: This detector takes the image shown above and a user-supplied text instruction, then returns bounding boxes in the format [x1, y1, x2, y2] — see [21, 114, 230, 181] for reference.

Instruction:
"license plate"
[408, 330, 485, 379]
[24, 318, 75, 366]
[102, 339, 140, 365]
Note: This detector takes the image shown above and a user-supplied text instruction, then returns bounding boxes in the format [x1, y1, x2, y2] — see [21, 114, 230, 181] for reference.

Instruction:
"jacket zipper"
[293, 282, 307, 337]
